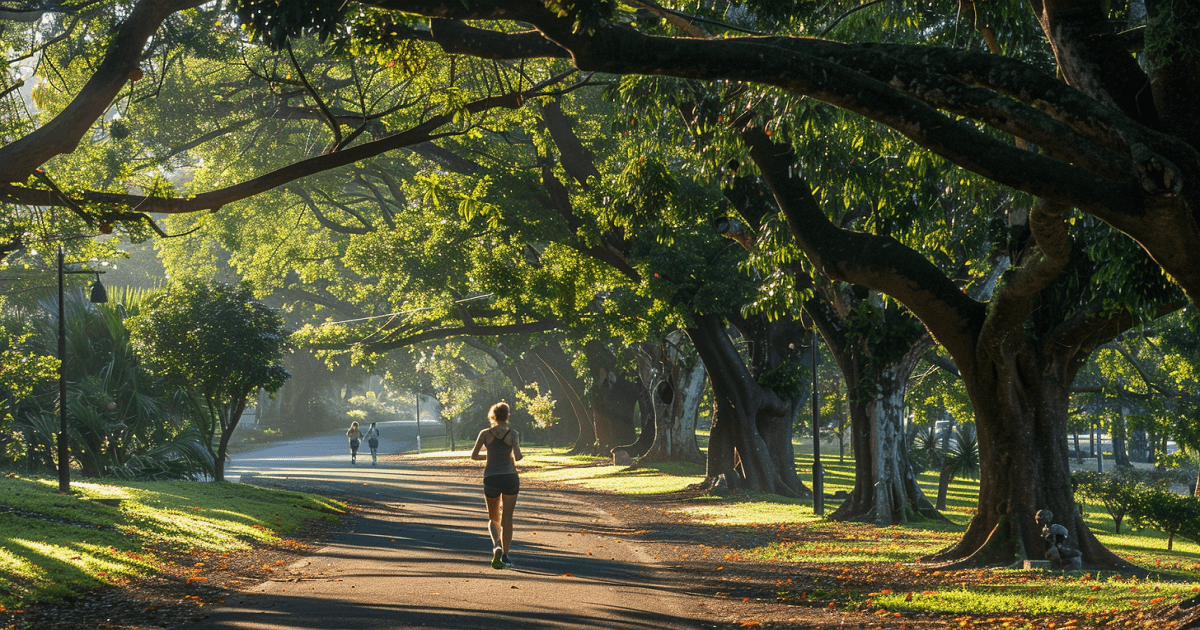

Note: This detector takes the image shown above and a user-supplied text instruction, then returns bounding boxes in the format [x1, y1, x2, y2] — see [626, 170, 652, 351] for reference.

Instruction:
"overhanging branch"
[360, 319, 563, 351]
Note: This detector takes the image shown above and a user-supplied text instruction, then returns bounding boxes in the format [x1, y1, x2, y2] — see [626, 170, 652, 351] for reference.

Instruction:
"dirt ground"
[3, 456, 1194, 630]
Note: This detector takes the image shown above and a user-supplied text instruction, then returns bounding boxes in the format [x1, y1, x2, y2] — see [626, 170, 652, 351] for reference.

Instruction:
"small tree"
[130, 280, 289, 481]
[1073, 468, 1146, 535]
[1130, 486, 1200, 551]
[515, 382, 558, 446]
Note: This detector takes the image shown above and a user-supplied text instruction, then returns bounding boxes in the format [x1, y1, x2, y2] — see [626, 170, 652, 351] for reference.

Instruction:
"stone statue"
[1036, 509, 1082, 570]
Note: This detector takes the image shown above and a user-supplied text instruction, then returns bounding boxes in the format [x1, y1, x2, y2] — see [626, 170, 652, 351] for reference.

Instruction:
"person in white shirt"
[365, 422, 381, 465]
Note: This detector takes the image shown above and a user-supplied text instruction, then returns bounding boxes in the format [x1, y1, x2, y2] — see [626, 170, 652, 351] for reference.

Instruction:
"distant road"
[227, 418, 444, 481]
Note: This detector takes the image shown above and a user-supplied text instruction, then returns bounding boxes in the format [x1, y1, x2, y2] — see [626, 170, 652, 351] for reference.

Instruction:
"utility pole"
[415, 392, 422, 454]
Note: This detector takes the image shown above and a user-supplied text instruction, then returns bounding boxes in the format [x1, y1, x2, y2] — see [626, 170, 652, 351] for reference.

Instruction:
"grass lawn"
[423, 432, 1200, 620]
[0, 474, 343, 609]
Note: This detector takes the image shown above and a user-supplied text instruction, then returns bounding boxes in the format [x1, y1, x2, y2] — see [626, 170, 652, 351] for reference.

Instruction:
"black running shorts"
[483, 473, 520, 498]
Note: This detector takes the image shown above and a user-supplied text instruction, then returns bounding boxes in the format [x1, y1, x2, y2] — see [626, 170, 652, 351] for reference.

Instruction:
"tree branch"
[293, 187, 372, 234]
[428, 19, 568, 59]
[540, 99, 601, 186]
[981, 199, 1073, 356]
[359, 319, 563, 351]
[741, 125, 986, 365]
[271, 285, 366, 319]
[0, 0, 207, 182]
[1104, 340, 1183, 398]
[0, 77, 567, 213]
[286, 42, 343, 151]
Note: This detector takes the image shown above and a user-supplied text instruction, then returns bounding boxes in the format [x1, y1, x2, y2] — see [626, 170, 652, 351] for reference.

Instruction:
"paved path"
[193, 431, 710, 630]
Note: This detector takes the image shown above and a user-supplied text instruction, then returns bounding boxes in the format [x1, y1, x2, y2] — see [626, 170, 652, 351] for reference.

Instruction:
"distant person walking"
[365, 422, 380, 465]
[346, 421, 363, 465]
[471, 402, 523, 569]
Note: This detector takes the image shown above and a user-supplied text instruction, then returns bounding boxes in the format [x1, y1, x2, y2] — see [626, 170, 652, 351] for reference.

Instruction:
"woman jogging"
[470, 402, 523, 569]
[346, 421, 363, 465]
[365, 422, 380, 465]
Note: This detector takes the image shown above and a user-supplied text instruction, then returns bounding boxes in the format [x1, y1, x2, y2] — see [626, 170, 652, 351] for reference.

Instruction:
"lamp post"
[56, 246, 106, 493]
[812, 328, 824, 515]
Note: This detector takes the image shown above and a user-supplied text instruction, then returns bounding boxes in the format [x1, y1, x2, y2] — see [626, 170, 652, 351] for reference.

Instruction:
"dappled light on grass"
[1092, 532, 1200, 581]
[731, 522, 959, 564]
[520, 446, 609, 468]
[0, 473, 342, 608]
[675, 494, 823, 526]
[2, 528, 157, 605]
[872, 571, 1200, 615]
[524, 458, 705, 495]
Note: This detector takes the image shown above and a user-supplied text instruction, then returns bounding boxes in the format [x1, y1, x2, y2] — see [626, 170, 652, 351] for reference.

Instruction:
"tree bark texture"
[633, 333, 706, 465]
[1112, 408, 1131, 468]
[925, 357, 1135, 571]
[795, 274, 942, 526]
[583, 341, 639, 453]
[615, 381, 657, 459]
[832, 357, 944, 525]
[688, 312, 809, 498]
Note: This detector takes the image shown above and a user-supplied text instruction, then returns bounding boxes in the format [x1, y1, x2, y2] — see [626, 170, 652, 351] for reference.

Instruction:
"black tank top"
[483, 427, 517, 477]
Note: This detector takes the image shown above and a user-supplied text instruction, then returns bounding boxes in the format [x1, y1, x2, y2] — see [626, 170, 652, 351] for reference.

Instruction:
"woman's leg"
[485, 495, 502, 549]
[500, 492, 518, 553]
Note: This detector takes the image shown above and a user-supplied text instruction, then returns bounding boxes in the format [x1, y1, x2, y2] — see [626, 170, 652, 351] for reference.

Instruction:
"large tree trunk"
[568, 394, 597, 454]
[923, 357, 1136, 571]
[615, 380, 656, 458]
[831, 360, 944, 524]
[689, 312, 809, 497]
[583, 341, 639, 453]
[1112, 407, 1131, 467]
[636, 333, 706, 465]
[1130, 427, 1148, 463]
[643, 343, 705, 460]
[522, 343, 586, 448]
[803, 286, 943, 526]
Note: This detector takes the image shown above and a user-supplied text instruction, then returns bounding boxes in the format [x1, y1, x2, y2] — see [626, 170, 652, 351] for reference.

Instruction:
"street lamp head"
[89, 273, 107, 303]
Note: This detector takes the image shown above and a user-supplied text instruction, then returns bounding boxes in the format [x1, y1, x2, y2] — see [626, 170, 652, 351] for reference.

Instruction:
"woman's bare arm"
[470, 430, 488, 461]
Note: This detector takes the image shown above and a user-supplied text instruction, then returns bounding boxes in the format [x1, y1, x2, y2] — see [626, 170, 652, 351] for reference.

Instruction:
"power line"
[319, 293, 495, 326]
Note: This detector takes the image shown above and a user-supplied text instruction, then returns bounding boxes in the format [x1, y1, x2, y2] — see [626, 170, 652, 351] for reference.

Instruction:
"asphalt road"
[192, 425, 711, 630]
